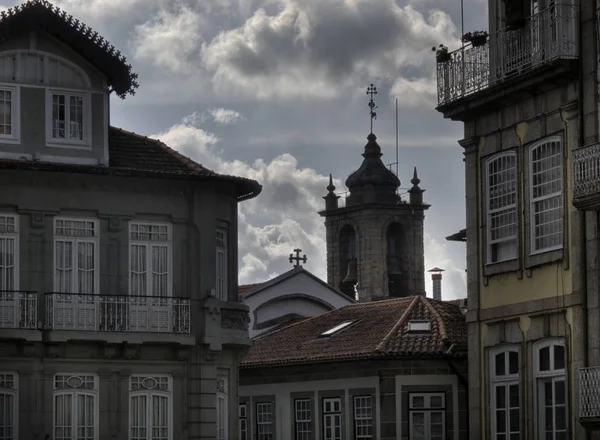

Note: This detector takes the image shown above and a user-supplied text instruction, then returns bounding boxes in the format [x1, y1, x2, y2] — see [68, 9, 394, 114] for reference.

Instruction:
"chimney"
[428, 268, 445, 301]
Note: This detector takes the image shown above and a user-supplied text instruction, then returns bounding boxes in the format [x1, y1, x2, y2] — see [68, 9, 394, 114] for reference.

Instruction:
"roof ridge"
[375, 296, 419, 352]
[423, 296, 448, 341]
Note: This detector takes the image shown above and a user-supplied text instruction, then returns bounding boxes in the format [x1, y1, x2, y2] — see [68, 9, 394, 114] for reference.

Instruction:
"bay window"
[409, 393, 445, 440]
[54, 374, 98, 440]
[490, 346, 520, 440]
[129, 375, 172, 440]
[534, 339, 567, 440]
[486, 152, 518, 263]
[216, 228, 227, 301]
[530, 138, 563, 253]
[0, 373, 17, 440]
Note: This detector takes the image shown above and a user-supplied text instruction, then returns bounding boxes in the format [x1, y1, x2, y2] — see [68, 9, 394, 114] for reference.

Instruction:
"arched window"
[386, 223, 404, 258]
[529, 138, 563, 253]
[0, 51, 89, 88]
[489, 346, 520, 440]
[486, 152, 517, 263]
[339, 225, 356, 264]
[533, 339, 567, 440]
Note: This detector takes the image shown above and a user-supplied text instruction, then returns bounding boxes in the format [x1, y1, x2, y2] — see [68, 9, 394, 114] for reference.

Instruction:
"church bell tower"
[318, 85, 430, 302]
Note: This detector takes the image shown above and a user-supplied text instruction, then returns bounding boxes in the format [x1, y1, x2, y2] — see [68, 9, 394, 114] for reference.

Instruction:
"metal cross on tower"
[289, 248, 307, 268]
[367, 84, 378, 133]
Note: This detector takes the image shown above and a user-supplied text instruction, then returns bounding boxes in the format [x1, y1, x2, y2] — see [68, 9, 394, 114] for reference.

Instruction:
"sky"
[11, 0, 488, 299]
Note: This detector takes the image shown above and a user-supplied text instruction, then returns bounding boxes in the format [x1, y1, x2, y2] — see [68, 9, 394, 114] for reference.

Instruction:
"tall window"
[323, 397, 342, 440]
[216, 229, 227, 301]
[54, 374, 98, 440]
[256, 402, 273, 440]
[0, 214, 18, 291]
[54, 218, 98, 294]
[294, 399, 311, 440]
[409, 393, 445, 440]
[49, 91, 85, 143]
[239, 404, 248, 440]
[490, 347, 520, 440]
[130, 223, 171, 297]
[486, 153, 517, 263]
[534, 340, 567, 440]
[0, 373, 17, 440]
[0, 87, 17, 140]
[129, 375, 172, 440]
[354, 396, 373, 439]
[216, 376, 228, 440]
[530, 139, 563, 253]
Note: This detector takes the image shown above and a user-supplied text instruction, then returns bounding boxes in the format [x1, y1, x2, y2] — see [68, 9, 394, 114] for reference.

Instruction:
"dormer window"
[48, 92, 86, 144]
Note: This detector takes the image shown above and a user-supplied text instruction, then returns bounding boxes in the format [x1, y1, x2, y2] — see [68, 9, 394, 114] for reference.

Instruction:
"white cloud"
[424, 232, 467, 300]
[209, 108, 245, 124]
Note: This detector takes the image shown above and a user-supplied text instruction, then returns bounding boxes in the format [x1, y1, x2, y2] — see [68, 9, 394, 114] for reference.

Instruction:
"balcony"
[0, 290, 39, 340]
[573, 143, 600, 210]
[579, 366, 600, 428]
[436, 3, 578, 114]
[45, 293, 194, 345]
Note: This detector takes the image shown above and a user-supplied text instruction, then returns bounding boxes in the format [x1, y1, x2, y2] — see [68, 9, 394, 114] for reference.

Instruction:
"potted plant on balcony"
[462, 30, 489, 47]
[432, 44, 451, 63]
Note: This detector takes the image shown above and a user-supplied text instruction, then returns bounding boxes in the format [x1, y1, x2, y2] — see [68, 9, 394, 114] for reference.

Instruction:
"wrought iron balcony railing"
[45, 293, 191, 334]
[579, 367, 600, 424]
[0, 290, 37, 330]
[437, 3, 578, 106]
[573, 143, 600, 208]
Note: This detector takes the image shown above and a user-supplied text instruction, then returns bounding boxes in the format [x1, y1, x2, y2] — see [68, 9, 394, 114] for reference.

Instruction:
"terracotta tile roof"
[239, 283, 264, 296]
[1, 1, 138, 98]
[241, 295, 467, 368]
[0, 127, 262, 200]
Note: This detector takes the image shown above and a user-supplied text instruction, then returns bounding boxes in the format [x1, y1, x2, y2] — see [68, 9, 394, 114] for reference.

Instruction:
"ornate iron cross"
[289, 248, 307, 268]
[367, 84, 378, 133]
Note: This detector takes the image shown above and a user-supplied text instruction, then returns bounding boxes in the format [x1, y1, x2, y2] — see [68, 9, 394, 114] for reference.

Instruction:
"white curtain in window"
[55, 240, 74, 293]
[54, 392, 95, 440]
[0, 237, 15, 291]
[152, 245, 168, 297]
[217, 394, 226, 440]
[151, 395, 169, 440]
[130, 244, 147, 296]
[130, 395, 147, 440]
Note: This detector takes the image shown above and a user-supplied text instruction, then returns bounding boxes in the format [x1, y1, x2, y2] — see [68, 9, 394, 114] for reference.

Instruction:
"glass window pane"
[555, 380, 565, 405]
[496, 352, 506, 376]
[508, 351, 519, 375]
[554, 345, 565, 370]
[496, 386, 506, 409]
[539, 346, 550, 371]
[52, 94, 66, 139]
[497, 410, 506, 433]
[509, 384, 519, 407]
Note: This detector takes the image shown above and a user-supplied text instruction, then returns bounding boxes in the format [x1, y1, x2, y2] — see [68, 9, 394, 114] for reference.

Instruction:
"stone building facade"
[319, 134, 429, 301]
[435, 0, 600, 438]
[0, 2, 261, 439]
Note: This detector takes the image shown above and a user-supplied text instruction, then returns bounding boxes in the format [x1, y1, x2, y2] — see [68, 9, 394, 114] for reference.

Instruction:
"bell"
[387, 256, 403, 277]
[343, 258, 358, 284]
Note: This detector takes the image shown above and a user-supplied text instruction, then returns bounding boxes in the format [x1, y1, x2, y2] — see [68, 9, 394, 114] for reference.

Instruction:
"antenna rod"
[396, 98, 399, 178]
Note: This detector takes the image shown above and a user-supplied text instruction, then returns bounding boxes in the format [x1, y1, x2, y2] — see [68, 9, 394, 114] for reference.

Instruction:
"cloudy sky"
[16, 0, 488, 299]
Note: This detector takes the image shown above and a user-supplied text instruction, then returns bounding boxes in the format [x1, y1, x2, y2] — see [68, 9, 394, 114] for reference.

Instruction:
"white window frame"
[294, 398, 311, 440]
[529, 137, 563, 254]
[489, 346, 521, 440]
[53, 217, 99, 294]
[46, 88, 91, 148]
[0, 372, 18, 440]
[129, 222, 173, 297]
[53, 374, 99, 440]
[353, 396, 373, 439]
[216, 228, 228, 301]
[323, 397, 342, 440]
[0, 213, 19, 291]
[129, 375, 173, 440]
[486, 152, 518, 264]
[239, 403, 248, 440]
[256, 402, 273, 440]
[408, 393, 446, 440]
[0, 85, 20, 145]
[533, 338, 568, 440]
[216, 375, 228, 440]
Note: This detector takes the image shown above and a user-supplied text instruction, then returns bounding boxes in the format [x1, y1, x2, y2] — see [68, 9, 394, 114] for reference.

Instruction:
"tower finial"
[366, 84, 378, 133]
[411, 167, 420, 186]
[327, 173, 336, 193]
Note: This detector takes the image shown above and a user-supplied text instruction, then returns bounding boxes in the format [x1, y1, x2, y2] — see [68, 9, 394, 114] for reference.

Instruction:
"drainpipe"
[445, 343, 469, 434]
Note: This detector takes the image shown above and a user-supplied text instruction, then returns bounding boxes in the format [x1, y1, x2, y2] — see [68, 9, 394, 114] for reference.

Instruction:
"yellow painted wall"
[476, 112, 575, 310]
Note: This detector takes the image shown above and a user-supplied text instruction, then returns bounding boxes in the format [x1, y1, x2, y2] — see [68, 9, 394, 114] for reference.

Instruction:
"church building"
[239, 86, 468, 440]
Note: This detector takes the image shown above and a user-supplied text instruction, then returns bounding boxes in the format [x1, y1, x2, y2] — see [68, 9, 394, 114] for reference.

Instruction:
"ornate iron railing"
[573, 143, 600, 201]
[0, 290, 37, 329]
[437, 3, 578, 106]
[45, 293, 190, 334]
[579, 367, 600, 419]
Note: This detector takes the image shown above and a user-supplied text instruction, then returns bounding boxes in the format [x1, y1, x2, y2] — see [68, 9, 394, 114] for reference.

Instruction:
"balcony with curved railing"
[436, 3, 578, 107]
[573, 143, 600, 210]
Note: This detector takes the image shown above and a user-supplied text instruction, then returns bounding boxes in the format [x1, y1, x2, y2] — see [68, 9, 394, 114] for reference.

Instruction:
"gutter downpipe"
[445, 343, 469, 433]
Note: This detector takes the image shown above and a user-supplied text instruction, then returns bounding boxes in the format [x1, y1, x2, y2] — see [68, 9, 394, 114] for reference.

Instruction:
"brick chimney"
[428, 267, 445, 301]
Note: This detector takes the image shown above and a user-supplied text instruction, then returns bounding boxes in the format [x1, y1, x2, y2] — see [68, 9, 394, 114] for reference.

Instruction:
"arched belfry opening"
[339, 225, 357, 299]
[387, 223, 407, 297]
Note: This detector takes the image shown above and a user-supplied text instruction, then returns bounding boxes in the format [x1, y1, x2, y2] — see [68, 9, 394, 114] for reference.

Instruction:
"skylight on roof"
[321, 321, 355, 336]
[407, 320, 431, 332]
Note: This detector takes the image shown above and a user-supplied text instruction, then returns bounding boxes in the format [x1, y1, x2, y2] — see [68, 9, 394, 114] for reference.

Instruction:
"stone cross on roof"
[289, 248, 307, 268]
[367, 84, 378, 133]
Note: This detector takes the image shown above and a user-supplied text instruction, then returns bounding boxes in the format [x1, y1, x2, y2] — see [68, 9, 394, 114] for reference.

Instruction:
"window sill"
[0, 136, 20, 145]
[46, 140, 91, 150]
[484, 258, 520, 277]
[525, 248, 564, 271]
